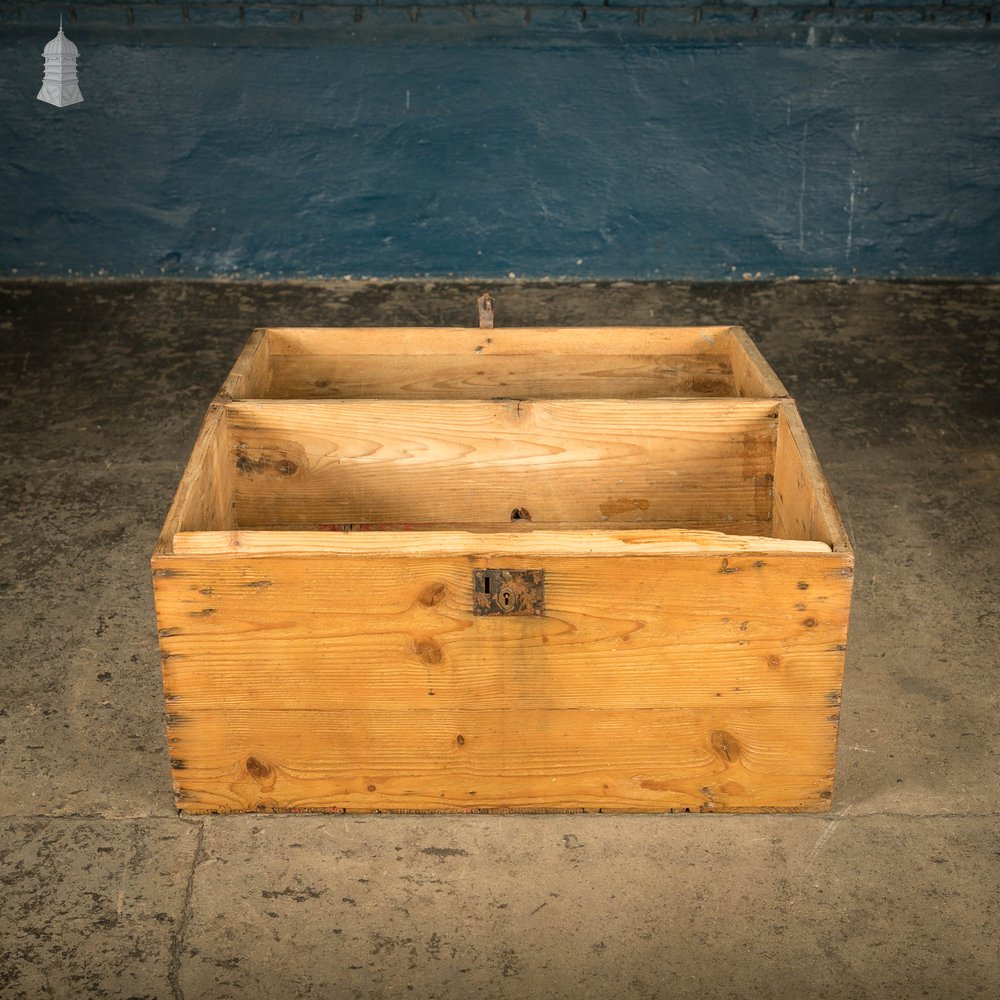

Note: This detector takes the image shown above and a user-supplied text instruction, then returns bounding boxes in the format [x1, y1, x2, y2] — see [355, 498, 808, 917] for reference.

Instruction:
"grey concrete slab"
[0, 463, 182, 817]
[0, 461, 180, 600]
[176, 814, 999, 1000]
[0, 818, 201, 999]
[829, 452, 1000, 815]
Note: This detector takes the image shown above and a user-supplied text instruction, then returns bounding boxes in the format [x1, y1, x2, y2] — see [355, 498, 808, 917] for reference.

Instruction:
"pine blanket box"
[152, 325, 853, 814]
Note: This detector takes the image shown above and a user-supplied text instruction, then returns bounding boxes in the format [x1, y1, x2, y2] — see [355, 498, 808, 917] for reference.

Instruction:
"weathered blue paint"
[1, 4, 999, 278]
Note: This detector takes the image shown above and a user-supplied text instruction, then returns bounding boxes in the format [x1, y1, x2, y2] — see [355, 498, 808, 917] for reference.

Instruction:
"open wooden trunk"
[152, 326, 853, 814]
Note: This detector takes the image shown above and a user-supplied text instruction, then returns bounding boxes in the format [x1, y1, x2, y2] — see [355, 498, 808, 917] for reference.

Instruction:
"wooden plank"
[224, 398, 779, 533]
[152, 403, 233, 556]
[164, 706, 838, 814]
[173, 522, 830, 558]
[153, 551, 851, 714]
[217, 327, 271, 400]
[264, 326, 734, 358]
[264, 353, 736, 400]
[171, 528, 832, 557]
[724, 327, 788, 398]
[773, 404, 851, 550]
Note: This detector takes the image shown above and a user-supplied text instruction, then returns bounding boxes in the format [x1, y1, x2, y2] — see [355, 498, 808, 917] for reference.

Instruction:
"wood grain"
[153, 548, 851, 812]
[230, 326, 790, 401]
[264, 326, 735, 358]
[266, 353, 736, 400]
[218, 327, 271, 400]
[154, 550, 851, 713]
[153, 403, 233, 555]
[773, 405, 851, 549]
[171, 528, 831, 557]
[164, 706, 838, 814]
[725, 328, 788, 398]
[225, 398, 779, 532]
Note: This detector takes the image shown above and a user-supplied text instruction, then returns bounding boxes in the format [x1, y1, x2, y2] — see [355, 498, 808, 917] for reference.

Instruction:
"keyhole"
[472, 569, 543, 617]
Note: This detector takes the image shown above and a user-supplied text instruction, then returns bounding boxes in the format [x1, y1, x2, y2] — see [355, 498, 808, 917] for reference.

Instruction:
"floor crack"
[169, 819, 205, 1000]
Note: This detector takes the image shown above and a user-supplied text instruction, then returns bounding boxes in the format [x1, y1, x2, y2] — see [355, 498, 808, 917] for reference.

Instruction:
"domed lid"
[44, 19, 78, 57]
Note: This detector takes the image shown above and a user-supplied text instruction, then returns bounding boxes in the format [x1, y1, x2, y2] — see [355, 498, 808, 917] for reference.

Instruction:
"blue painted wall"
[1, 2, 999, 279]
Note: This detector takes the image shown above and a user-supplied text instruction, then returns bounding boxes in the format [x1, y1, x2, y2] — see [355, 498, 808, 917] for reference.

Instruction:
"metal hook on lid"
[477, 292, 494, 329]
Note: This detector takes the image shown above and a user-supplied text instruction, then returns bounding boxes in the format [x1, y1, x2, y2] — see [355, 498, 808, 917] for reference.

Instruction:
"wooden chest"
[152, 325, 853, 814]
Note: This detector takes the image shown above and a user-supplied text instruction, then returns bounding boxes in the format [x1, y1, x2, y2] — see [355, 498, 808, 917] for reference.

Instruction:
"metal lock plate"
[473, 569, 545, 616]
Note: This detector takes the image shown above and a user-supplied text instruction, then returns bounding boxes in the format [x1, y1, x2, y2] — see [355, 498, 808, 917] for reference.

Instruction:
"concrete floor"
[0, 278, 997, 999]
